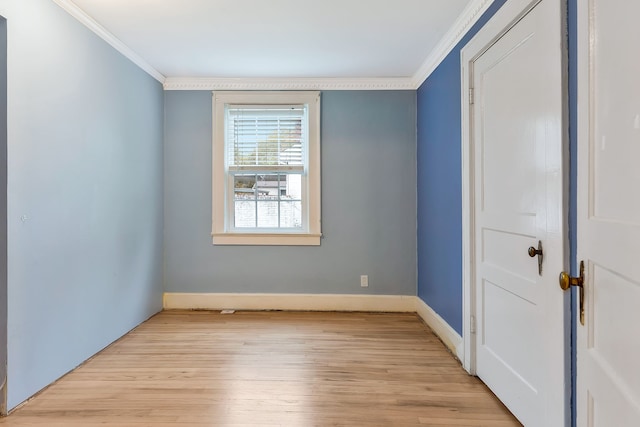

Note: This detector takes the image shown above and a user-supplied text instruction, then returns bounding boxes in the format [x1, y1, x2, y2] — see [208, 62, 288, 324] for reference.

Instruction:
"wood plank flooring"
[0, 311, 520, 426]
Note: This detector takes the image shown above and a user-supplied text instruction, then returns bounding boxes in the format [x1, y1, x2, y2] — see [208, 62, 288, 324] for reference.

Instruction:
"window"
[212, 91, 321, 245]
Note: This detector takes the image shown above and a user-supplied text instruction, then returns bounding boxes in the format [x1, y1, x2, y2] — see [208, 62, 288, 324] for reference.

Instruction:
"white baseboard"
[163, 292, 463, 361]
[414, 297, 464, 361]
[163, 292, 416, 312]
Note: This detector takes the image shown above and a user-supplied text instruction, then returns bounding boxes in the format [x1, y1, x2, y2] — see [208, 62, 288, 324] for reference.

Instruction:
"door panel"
[577, 0, 640, 425]
[482, 280, 539, 381]
[472, 0, 566, 425]
[589, 1, 640, 226]
[589, 264, 640, 385]
[482, 229, 539, 291]
[480, 45, 539, 216]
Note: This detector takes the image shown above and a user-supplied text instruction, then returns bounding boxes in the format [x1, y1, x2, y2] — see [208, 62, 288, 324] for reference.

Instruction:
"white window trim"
[211, 91, 321, 246]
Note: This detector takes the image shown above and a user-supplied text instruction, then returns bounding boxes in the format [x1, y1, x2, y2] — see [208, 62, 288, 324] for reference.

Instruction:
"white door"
[468, 0, 567, 425]
[576, 0, 640, 425]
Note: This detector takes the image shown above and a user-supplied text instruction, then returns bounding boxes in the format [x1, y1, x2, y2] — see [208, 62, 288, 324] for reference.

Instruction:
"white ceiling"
[65, 0, 480, 84]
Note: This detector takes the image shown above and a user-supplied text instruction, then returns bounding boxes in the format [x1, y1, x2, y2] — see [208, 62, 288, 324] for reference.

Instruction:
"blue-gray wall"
[164, 90, 416, 295]
[2, 0, 164, 409]
[416, 0, 507, 334]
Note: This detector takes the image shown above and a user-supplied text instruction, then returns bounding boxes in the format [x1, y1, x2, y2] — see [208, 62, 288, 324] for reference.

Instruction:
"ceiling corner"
[411, 0, 496, 89]
[52, 0, 166, 83]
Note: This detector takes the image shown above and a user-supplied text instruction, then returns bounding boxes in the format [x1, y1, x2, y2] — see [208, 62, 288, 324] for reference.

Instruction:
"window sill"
[212, 233, 321, 246]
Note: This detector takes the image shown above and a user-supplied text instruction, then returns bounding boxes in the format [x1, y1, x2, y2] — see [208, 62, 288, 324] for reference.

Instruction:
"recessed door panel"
[590, 0, 640, 225]
[590, 265, 640, 388]
[482, 230, 538, 279]
[481, 279, 540, 387]
[480, 35, 539, 216]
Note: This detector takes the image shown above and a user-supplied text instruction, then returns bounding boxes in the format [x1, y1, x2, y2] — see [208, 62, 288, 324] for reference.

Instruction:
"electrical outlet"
[360, 275, 369, 287]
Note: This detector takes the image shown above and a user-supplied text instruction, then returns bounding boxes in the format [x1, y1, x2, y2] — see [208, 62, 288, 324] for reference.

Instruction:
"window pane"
[257, 201, 279, 228]
[280, 174, 302, 200]
[234, 200, 256, 228]
[234, 174, 302, 230]
[255, 174, 281, 200]
[234, 174, 256, 200]
[280, 201, 302, 228]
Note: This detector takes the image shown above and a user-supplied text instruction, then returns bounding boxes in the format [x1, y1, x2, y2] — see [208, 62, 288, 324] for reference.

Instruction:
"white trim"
[164, 77, 415, 91]
[460, 0, 544, 376]
[211, 233, 321, 246]
[211, 91, 321, 246]
[52, 0, 165, 83]
[163, 293, 465, 361]
[414, 298, 464, 361]
[411, 0, 496, 88]
[461, 53, 475, 374]
[163, 293, 417, 312]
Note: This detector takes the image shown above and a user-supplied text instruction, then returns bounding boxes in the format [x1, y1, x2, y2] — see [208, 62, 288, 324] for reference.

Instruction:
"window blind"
[226, 105, 306, 172]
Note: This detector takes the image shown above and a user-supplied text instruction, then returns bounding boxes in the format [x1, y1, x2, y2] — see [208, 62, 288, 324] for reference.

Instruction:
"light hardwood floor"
[0, 311, 520, 426]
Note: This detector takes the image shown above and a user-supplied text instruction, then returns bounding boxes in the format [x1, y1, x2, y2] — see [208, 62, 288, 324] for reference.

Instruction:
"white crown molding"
[163, 77, 415, 91]
[52, 0, 166, 83]
[411, 0, 496, 88]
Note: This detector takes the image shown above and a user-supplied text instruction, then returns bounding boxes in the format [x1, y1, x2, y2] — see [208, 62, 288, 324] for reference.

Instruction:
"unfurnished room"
[0, 0, 637, 426]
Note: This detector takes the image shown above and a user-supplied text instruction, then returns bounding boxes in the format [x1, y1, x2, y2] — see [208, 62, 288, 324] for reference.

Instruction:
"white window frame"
[212, 91, 321, 246]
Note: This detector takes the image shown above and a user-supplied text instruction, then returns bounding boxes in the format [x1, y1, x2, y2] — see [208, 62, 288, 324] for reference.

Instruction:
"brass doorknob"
[528, 241, 543, 275]
[528, 246, 542, 257]
[558, 269, 583, 291]
[559, 261, 585, 325]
